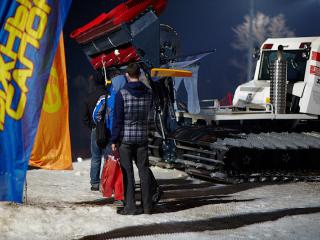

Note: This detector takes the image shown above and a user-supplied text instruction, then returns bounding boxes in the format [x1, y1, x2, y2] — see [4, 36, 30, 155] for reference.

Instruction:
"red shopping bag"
[101, 151, 124, 200]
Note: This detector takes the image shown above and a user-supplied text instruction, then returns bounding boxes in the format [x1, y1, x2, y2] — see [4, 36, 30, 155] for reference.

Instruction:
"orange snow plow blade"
[151, 68, 193, 78]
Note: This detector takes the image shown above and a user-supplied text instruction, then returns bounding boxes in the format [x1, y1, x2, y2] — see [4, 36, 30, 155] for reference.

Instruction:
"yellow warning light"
[266, 97, 270, 103]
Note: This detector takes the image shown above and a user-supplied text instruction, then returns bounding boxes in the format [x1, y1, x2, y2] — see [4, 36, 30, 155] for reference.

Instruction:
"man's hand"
[112, 144, 117, 152]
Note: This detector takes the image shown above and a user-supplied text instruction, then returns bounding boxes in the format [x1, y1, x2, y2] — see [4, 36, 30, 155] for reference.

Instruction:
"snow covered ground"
[1, 160, 320, 240]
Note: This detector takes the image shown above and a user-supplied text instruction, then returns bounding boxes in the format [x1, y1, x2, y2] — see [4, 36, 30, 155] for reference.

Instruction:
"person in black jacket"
[82, 73, 106, 191]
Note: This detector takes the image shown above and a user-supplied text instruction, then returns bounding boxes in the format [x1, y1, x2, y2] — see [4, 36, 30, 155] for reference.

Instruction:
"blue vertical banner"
[0, 0, 72, 203]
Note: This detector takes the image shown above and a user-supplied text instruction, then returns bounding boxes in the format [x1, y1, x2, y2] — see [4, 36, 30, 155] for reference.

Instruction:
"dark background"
[63, 0, 320, 159]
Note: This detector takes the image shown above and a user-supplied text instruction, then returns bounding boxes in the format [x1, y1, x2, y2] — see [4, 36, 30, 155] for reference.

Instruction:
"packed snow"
[1, 160, 320, 240]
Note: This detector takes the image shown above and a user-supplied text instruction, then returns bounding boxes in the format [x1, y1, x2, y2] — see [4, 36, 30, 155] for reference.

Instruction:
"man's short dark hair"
[126, 63, 141, 79]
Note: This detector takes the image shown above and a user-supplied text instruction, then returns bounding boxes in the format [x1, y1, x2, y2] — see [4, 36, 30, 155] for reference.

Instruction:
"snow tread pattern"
[150, 131, 320, 184]
[216, 132, 320, 150]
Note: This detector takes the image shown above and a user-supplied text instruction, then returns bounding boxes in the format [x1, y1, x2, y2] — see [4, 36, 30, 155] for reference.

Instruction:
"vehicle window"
[258, 50, 307, 82]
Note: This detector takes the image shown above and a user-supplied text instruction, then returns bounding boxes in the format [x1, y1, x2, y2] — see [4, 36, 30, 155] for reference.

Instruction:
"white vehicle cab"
[233, 36, 320, 117]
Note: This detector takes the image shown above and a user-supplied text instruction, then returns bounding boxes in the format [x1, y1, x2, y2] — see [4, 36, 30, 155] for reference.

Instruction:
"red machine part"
[219, 92, 234, 106]
[91, 46, 140, 70]
[312, 51, 320, 62]
[262, 44, 273, 50]
[70, 0, 167, 40]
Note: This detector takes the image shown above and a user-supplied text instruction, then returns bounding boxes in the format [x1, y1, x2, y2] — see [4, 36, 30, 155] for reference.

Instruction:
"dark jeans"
[90, 128, 110, 186]
[119, 142, 153, 211]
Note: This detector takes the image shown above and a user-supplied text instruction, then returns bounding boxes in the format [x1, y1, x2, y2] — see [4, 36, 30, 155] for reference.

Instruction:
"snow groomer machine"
[153, 37, 320, 183]
[71, 0, 320, 183]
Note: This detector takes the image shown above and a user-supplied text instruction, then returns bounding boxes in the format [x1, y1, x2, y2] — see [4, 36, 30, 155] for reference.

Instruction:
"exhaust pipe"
[270, 45, 287, 114]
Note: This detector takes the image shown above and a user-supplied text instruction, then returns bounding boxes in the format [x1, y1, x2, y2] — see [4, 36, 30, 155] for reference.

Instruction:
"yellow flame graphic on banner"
[43, 65, 62, 113]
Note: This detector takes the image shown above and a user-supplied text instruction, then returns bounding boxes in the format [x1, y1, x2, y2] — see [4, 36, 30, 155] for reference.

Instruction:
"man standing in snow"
[82, 73, 106, 191]
[112, 63, 154, 215]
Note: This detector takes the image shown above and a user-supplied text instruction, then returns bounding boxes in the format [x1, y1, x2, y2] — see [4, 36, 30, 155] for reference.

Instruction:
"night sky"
[63, 0, 320, 159]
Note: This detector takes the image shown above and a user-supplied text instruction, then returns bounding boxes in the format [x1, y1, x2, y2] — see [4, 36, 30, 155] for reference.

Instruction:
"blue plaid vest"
[120, 88, 152, 144]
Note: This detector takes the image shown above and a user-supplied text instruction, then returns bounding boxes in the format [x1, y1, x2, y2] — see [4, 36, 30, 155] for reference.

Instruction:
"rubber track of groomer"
[151, 131, 320, 184]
